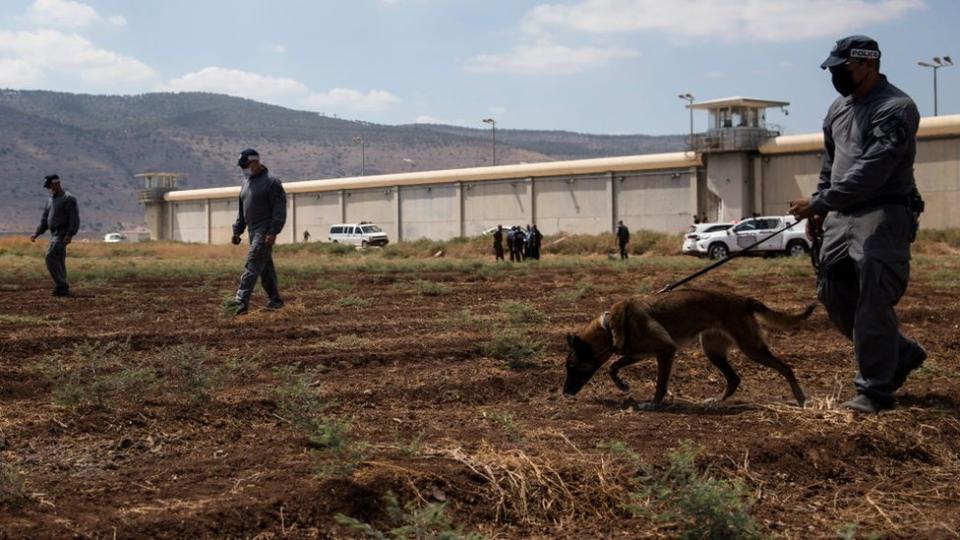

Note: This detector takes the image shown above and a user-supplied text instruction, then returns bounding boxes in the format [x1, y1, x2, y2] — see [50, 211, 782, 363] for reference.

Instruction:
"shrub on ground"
[497, 300, 547, 324]
[0, 461, 29, 508]
[481, 331, 541, 369]
[157, 345, 222, 406]
[273, 367, 366, 478]
[335, 492, 485, 540]
[614, 441, 762, 540]
[38, 341, 157, 410]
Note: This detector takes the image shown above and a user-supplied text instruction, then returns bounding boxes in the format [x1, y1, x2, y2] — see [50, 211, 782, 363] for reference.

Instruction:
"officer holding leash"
[225, 149, 287, 315]
[30, 174, 80, 297]
[790, 36, 926, 413]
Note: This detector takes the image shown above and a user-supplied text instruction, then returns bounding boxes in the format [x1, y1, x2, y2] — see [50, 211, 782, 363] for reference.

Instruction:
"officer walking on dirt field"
[790, 36, 926, 413]
[225, 149, 287, 315]
[615, 220, 630, 260]
[30, 174, 80, 296]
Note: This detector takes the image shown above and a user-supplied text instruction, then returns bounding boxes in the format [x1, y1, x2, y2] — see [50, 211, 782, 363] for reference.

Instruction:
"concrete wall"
[170, 201, 206, 243]
[756, 152, 822, 217]
[757, 137, 960, 228]
[156, 126, 960, 244]
[344, 189, 397, 240]
[209, 199, 236, 244]
[294, 191, 341, 242]
[535, 175, 609, 234]
[616, 171, 693, 232]
[462, 179, 532, 236]
[705, 153, 753, 222]
[915, 137, 960, 229]
[400, 184, 460, 240]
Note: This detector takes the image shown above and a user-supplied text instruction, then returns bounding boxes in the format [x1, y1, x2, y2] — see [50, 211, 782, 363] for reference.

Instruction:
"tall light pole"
[482, 118, 496, 165]
[918, 56, 953, 116]
[352, 136, 366, 175]
[677, 93, 695, 151]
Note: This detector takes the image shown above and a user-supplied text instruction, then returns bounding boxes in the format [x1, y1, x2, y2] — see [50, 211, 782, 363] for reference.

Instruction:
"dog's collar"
[600, 311, 610, 332]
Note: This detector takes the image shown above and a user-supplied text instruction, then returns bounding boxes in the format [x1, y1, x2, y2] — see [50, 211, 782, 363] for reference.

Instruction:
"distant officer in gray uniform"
[790, 36, 926, 413]
[30, 174, 80, 296]
[225, 149, 287, 315]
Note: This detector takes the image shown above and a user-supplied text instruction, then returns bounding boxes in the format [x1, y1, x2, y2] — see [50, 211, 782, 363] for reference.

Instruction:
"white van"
[328, 223, 389, 247]
[103, 232, 127, 243]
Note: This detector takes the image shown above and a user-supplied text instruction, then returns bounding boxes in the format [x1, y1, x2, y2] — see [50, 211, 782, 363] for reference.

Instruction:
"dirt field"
[1, 243, 959, 539]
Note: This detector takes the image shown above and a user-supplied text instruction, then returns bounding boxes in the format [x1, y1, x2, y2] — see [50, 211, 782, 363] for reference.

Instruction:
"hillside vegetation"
[0, 90, 684, 234]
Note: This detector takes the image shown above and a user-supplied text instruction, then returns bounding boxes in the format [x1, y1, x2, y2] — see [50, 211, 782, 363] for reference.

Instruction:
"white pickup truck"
[694, 215, 810, 259]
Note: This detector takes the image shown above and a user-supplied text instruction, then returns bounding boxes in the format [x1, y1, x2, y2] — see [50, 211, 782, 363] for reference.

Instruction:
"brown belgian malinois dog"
[563, 289, 815, 410]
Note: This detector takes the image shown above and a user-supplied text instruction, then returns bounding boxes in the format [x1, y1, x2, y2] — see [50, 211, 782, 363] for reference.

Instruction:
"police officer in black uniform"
[30, 174, 80, 296]
[529, 225, 543, 260]
[225, 149, 287, 315]
[615, 220, 630, 260]
[513, 226, 526, 262]
[493, 225, 505, 261]
[790, 36, 926, 413]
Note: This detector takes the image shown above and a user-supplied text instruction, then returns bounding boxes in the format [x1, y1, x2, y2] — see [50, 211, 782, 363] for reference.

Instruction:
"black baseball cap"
[237, 148, 260, 168]
[821, 35, 881, 69]
[43, 174, 60, 188]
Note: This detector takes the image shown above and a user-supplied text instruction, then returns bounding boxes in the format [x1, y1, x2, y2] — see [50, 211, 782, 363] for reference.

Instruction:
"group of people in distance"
[492, 225, 543, 262]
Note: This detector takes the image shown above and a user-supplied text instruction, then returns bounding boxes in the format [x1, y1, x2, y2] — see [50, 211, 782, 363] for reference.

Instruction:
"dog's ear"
[566, 333, 576, 348]
[608, 301, 628, 352]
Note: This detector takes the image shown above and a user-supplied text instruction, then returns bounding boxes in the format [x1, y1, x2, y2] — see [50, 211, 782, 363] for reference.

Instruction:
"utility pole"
[352, 136, 366, 175]
[677, 93, 695, 151]
[482, 118, 496, 165]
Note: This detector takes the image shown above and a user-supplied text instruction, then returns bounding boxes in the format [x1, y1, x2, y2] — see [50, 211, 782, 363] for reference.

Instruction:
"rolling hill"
[0, 90, 684, 234]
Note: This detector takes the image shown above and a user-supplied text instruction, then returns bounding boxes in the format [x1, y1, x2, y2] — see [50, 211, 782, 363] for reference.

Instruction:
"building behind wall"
[140, 110, 960, 244]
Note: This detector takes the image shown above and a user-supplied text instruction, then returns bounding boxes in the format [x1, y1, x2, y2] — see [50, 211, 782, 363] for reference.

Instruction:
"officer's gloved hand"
[231, 235, 242, 245]
[806, 215, 824, 241]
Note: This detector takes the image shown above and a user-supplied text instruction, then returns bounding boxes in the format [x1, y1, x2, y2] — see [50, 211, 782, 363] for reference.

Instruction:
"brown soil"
[1, 258, 959, 539]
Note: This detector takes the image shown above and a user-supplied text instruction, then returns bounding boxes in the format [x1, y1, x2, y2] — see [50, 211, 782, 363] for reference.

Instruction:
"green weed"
[396, 430, 427, 458]
[622, 441, 762, 540]
[434, 308, 481, 332]
[554, 281, 595, 303]
[335, 492, 485, 540]
[323, 334, 372, 349]
[497, 300, 547, 324]
[338, 296, 370, 307]
[224, 347, 264, 376]
[273, 367, 366, 479]
[157, 345, 222, 406]
[483, 411, 524, 443]
[38, 341, 158, 410]
[0, 314, 60, 326]
[0, 461, 29, 508]
[414, 279, 451, 296]
[481, 331, 541, 369]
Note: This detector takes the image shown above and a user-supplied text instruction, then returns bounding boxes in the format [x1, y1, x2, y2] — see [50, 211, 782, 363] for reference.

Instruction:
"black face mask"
[830, 67, 859, 97]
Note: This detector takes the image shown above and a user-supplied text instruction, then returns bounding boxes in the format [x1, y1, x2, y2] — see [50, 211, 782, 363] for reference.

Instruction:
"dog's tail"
[750, 300, 817, 329]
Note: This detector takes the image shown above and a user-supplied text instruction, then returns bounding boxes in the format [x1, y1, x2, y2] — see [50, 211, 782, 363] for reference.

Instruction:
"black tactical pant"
[618, 241, 628, 260]
[816, 205, 924, 405]
[235, 229, 281, 306]
[45, 237, 69, 292]
[494, 243, 504, 261]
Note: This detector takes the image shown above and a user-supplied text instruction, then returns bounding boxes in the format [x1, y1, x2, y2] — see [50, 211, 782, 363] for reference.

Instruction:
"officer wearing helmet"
[30, 174, 80, 296]
[224, 149, 287, 315]
[790, 36, 926, 413]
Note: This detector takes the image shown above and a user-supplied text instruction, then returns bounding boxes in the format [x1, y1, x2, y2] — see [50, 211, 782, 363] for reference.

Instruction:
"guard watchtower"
[136, 172, 181, 240]
[688, 97, 789, 152]
[686, 97, 789, 222]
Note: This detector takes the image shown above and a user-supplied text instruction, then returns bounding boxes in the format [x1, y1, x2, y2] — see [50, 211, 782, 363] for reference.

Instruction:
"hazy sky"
[0, 0, 957, 135]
